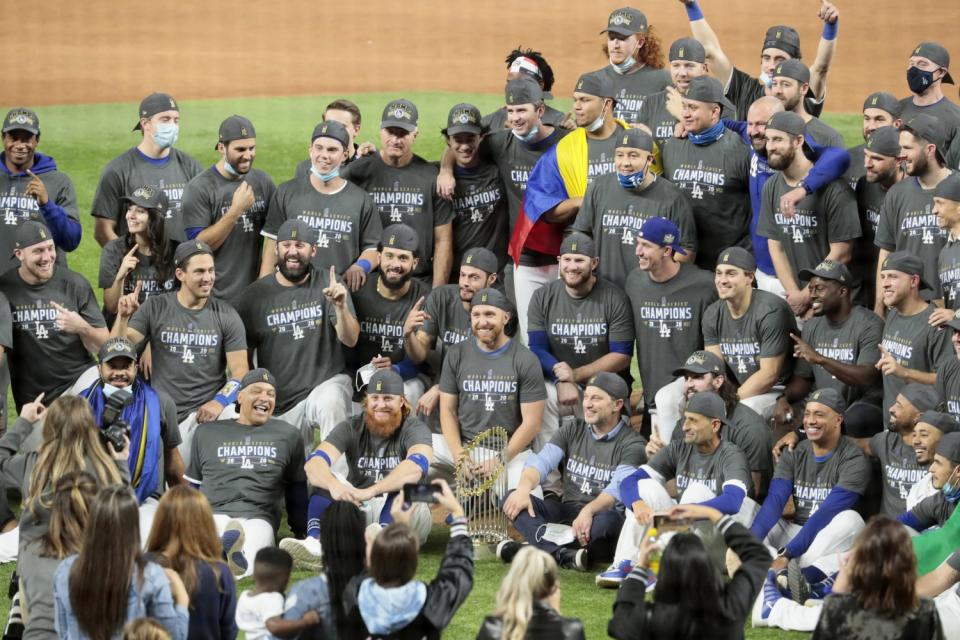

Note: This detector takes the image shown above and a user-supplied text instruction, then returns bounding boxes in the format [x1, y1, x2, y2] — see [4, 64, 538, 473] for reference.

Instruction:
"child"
[235, 547, 293, 639]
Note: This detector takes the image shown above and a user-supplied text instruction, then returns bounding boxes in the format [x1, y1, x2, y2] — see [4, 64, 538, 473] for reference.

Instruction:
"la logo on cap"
[812, 391, 821, 400]
[571, 242, 578, 251]
[577, 80, 584, 90]
[776, 29, 782, 38]
[509, 94, 514, 102]
[481, 293, 488, 302]
[321, 125, 328, 134]
[871, 96, 879, 105]
[915, 46, 922, 54]
[775, 64, 783, 74]
[622, 135, 629, 144]
[169, 98, 176, 108]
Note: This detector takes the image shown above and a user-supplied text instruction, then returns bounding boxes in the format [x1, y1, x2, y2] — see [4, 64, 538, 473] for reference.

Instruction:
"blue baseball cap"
[637, 217, 686, 255]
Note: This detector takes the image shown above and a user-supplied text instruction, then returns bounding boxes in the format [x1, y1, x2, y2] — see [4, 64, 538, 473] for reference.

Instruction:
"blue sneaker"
[761, 570, 781, 621]
[221, 520, 247, 577]
[595, 559, 633, 588]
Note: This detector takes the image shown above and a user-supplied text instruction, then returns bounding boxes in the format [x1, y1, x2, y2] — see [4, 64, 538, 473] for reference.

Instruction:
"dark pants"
[506, 491, 624, 564]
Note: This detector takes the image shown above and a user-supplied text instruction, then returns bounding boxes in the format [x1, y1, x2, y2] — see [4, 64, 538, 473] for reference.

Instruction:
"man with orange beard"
[284, 369, 433, 570]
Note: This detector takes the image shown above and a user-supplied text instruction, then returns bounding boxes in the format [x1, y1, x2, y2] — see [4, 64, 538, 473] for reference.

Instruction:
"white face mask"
[758, 72, 773, 88]
[585, 104, 608, 133]
[610, 56, 637, 75]
[102, 383, 124, 398]
[511, 124, 540, 143]
[152, 122, 179, 149]
[536, 523, 576, 546]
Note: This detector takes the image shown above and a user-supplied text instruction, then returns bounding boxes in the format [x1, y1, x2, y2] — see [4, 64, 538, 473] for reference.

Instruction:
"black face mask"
[907, 66, 938, 95]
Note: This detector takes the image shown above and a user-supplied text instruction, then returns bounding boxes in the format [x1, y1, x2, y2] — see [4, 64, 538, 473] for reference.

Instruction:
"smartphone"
[403, 482, 438, 504]
[653, 513, 694, 533]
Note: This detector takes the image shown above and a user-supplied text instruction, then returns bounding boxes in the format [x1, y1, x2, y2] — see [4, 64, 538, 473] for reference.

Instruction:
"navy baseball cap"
[637, 217, 686, 255]
[912, 42, 954, 85]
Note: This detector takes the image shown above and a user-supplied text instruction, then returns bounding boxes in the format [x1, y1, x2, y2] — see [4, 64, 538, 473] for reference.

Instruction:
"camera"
[403, 481, 439, 504]
[100, 388, 133, 453]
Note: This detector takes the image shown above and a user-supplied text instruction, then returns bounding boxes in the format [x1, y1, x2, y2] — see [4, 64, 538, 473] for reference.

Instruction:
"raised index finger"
[124, 244, 139, 259]
[329, 264, 336, 285]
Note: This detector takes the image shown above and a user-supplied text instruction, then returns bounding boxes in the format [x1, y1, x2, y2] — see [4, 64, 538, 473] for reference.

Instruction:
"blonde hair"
[26, 396, 122, 518]
[492, 547, 558, 640]
[122, 618, 171, 640]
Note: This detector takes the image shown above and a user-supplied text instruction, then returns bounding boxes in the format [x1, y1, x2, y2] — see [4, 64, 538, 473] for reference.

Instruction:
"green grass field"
[0, 92, 859, 636]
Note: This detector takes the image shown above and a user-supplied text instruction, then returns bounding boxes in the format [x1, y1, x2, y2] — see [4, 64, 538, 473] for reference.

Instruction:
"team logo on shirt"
[670, 160, 726, 200]
[371, 186, 425, 224]
[880, 332, 914, 364]
[900, 203, 946, 245]
[638, 297, 694, 338]
[602, 206, 649, 246]
[462, 370, 518, 412]
[11, 299, 60, 340]
[216, 436, 280, 469]
[295, 210, 353, 248]
[265, 299, 325, 341]
[550, 313, 608, 355]
[720, 340, 761, 376]
[454, 184, 501, 224]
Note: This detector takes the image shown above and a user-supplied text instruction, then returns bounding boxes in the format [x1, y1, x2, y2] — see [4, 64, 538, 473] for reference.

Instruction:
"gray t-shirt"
[420, 284, 472, 376]
[593, 64, 673, 125]
[549, 420, 647, 508]
[0, 162, 78, 272]
[586, 126, 627, 187]
[854, 176, 889, 306]
[899, 96, 960, 152]
[325, 414, 431, 489]
[527, 278, 634, 373]
[938, 237, 960, 310]
[661, 132, 752, 269]
[702, 290, 796, 386]
[647, 439, 753, 500]
[349, 274, 428, 372]
[180, 166, 276, 305]
[793, 305, 884, 407]
[128, 292, 247, 419]
[0, 267, 104, 410]
[726, 67, 825, 120]
[908, 491, 956, 530]
[450, 161, 508, 272]
[869, 430, 925, 516]
[237, 271, 353, 414]
[844, 144, 865, 190]
[774, 437, 870, 524]
[98, 238, 176, 302]
[262, 175, 382, 275]
[758, 175, 861, 282]
[803, 117, 845, 149]
[185, 417, 305, 529]
[876, 176, 952, 300]
[571, 173, 696, 289]
[439, 337, 545, 442]
[936, 357, 960, 420]
[626, 264, 717, 405]
[90, 147, 203, 241]
[880, 303, 954, 415]
[481, 104, 568, 132]
[637, 89, 736, 148]
[341, 153, 453, 281]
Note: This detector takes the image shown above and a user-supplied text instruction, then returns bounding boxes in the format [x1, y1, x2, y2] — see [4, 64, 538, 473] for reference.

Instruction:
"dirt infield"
[2, 0, 957, 111]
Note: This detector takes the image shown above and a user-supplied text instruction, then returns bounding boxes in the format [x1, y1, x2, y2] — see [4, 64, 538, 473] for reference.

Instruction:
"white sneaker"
[280, 536, 323, 571]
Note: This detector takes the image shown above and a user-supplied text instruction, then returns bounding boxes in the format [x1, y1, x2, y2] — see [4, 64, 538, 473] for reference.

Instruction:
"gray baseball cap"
[900, 384, 943, 412]
[216, 115, 255, 149]
[919, 411, 960, 435]
[766, 111, 806, 137]
[669, 38, 706, 64]
[880, 251, 932, 291]
[912, 42, 954, 84]
[772, 59, 810, 84]
[14, 221, 53, 252]
[559, 233, 596, 258]
[460, 247, 498, 275]
[121, 185, 168, 213]
[98, 336, 137, 363]
[903, 114, 947, 158]
[763, 25, 801, 59]
[806, 388, 846, 415]
[311, 120, 350, 148]
[2, 108, 39, 135]
[862, 92, 902, 118]
[239, 368, 277, 393]
[601, 7, 647, 36]
[934, 172, 960, 203]
[865, 126, 902, 158]
[443, 103, 483, 137]
[936, 432, 960, 462]
[505, 77, 544, 106]
[174, 239, 213, 267]
[368, 369, 404, 395]
[672, 350, 725, 377]
[685, 391, 728, 424]
[685, 75, 725, 105]
[380, 224, 419, 254]
[380, 99, 419, 132]
[133, 92, 179, 131]
[585, 372, 630, 406]
[574, 71, 615, 99]
[277, 219, 318, 245]
[615, 128, 654, 152]
[717, 246, 756, 272]
[471, 287, 512, 312]
[799, 259, 853, 285]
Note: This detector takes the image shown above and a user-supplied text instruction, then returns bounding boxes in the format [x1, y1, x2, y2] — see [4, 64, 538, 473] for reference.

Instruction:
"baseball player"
[92, 92, 202, 246]
[769, 60, 844, 148]
[481, 47, 570, 131]
[292, 99, 371, 173]
[661, 75, 752, 270]
[260, 120, 381, 291]
[900, 42, 960, 152]
[906, 411, 959, 512]
[342, 98, 453, 287]
[180, 115, 275, 307]
[937, 318, 960, 422]
[934, 174, 960, 312]
[757, 112, 860, 318]
[899, 431, 960, 534]
[844, 92, 902, 188]
[570, 128, 696, 289]
[0, 107, 81, 270]
[112, 240, 249, 464]
[592, 7, 671, 124]
[238, 219, 359, 453]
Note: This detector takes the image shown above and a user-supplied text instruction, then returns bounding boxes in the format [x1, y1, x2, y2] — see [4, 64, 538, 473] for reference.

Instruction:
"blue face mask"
[512, 124, 540, 143]
[310, 165, 339, 183]
[758, 72, 773, 88]
[907, 66, 937, 95]
[618, 169, 646, 189]
[610, 56, 636, 75]
[152, 123, 178, 149]
[689, 121, 725, 146]
[222, 160, 240, 177]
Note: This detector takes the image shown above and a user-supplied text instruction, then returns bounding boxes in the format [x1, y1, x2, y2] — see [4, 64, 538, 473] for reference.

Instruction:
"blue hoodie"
[0, 151, 82, 251]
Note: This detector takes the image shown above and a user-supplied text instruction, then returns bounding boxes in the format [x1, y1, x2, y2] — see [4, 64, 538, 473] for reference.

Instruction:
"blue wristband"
[822, 20, 838, 40]
[307, 450, 332, 466]
[214, 379, 240, 406]
[356, 259, 372, 274]
[685, 1, 704, 21]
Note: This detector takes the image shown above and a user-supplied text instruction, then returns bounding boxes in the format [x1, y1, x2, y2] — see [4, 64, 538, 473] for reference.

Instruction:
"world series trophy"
[454, 427, 509, 546]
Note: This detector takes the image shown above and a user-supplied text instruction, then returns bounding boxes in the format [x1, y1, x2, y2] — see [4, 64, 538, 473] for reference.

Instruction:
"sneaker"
[786, 558, 810, 604]
[496, 539, 522, 564]
[221, 520, 247, 577]
[595, 559, 632, 588]
[558, 548, 588, 572]
[280, 536, 324, 572]
[642, 570, 657, 591]
[761, 570, 781, 621]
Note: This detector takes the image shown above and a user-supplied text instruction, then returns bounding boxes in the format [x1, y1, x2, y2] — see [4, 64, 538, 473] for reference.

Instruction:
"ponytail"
[492, 547, 558, 640]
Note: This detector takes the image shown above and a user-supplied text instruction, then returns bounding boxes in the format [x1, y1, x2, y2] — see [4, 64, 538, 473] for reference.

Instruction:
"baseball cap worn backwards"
[574, 71, 615, 99]
[616, 128, 654, 152]
[638, 217, 686, 255]
[99, 336, 137, 364]
[133, 92, 178, 131]
[601, 7, 647, 37]
[461, 247, 498, 275]
[505, 77, 544, 106]
[865, 126, 902, 158]
[2, 108, 39, 135]
[216, 115, 255, 149]
[881, 251, 932, 290]
[277, 219, 318, 245]
[14, 221, 52, 252]
[912, 42, 954, 84]
[935, 173, 960, 203]
[239, 368, 277, 393]
[766, 111, 806, 137]
[586, 372, 630, 406]
[806, 388, 846, 415]
[560, 233, 597, 258]
[900, 384, 943, 412]
[443, 103, 483, 137]
[920, 411, 960, 435]
[903, 114, 947, 157]
[862, 91, 902, 118]
[684, 75, 725, 104]
[937, 432, 960, 462]
[368, 369, 405, 395]
[672, 350, 725, 377]
[717, 246, 756, 272]
[799, 259, 853, 285]
[174, 239, 212, 267]
[381, 224, 419, 254]
[763, 25, 801, 59]
[311, 120, 350, 149]
[471, 287, 512, 312]
[772, 59, 810, 84]
[669, 38, 706, 64]
[380, 99, 419, 132]
[121, 185, 168, 213]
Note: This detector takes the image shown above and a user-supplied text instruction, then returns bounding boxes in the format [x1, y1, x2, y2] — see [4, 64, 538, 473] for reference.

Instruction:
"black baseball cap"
[2, 108, 39, 135]
[14, 221, 53, 252]
[216, 115, 255, 149]
[380, 224, 419, 254]
[615, 128, 654, 152]
[461, 247, 498, 275]
[862, 92, 902, 118]
[799, 259, 853, 285]
[935, 173, 960, 203]
[443, 103, 483, 137]
[121, 185, 168, 213]
[912, 42, 954, 84]
[685, 75, 725, 104]
[174, 239, 213, 267]
[98, 336, 137, 363]
[766, 111, 806, 137]
[865, 126, 902, 158]
[380, 99, 419, 132]
[505, 77, 544, 106]
[559, 233, 596, 258]
[669, 38, 706, 64]
[806, 388, 846, 415]
[133, 92, 179, 131]
[880, 251, 932, 291]
[672, 350, 725, 377]
[277, 219, 318, 245]
[239, 368, 277, 393]
[762, 25, 801, 59]
[772, 59, 810, 85]
[601, 7, 647, 36]
[574, 71, 615, 99]
[311, 120, 350, 148]
[717, 246, 756, 272]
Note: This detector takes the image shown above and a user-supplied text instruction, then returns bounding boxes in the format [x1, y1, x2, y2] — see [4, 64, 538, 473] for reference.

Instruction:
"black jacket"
[343, 527, 474, 640]
[608, 516, 770, 640]
[476, 602, 585, 640]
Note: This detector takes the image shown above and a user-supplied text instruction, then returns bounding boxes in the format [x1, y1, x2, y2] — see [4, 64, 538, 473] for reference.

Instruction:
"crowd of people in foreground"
[1, 0, 960, 637]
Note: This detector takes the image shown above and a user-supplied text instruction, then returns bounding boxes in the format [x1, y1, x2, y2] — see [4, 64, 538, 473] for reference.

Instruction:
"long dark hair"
[321, 501, 367, 638]
[649, 532, 730, 637]
[123, 205, 173, 285]
[69, 485, 145, 640]
[848, 515, 919, 615]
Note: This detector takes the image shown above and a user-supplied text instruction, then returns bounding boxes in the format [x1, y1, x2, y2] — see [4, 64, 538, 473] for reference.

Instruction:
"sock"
[761, 571, 781, 620]
[307, 494, 333, 539]
[810, 573, 837, 599]
[379, 493, 397, 526]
